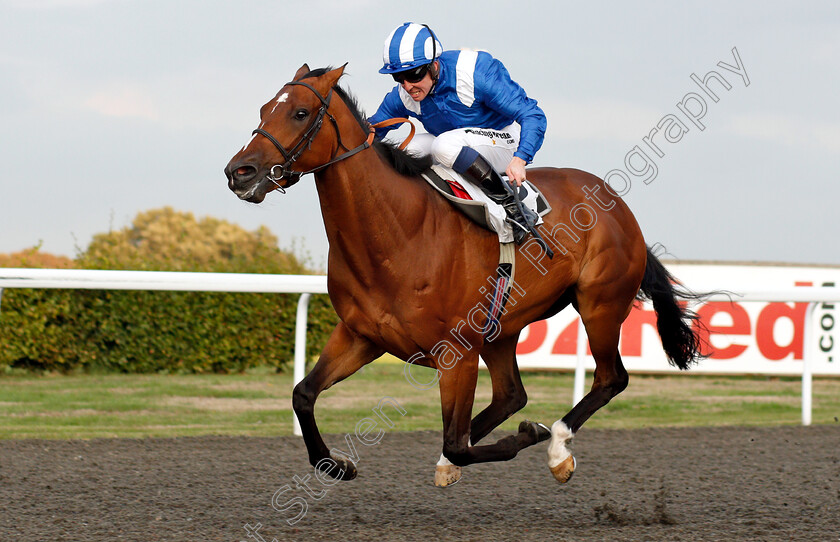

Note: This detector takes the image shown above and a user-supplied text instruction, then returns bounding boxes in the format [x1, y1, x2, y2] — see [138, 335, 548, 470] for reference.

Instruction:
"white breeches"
[400, 123, 521, 174]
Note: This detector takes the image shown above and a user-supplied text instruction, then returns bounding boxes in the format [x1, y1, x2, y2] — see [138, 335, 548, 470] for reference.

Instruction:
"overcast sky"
[1, 0, 838, 269]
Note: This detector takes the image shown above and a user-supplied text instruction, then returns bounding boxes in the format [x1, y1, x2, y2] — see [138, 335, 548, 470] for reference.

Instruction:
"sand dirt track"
[1, 425, 838, 541]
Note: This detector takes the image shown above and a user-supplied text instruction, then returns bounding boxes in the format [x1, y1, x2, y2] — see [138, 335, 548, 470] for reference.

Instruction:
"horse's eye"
[294, 109, 309, 121]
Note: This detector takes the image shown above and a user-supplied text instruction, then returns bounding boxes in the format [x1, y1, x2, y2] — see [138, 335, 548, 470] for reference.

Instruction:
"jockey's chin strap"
[251, 80, 375, 192]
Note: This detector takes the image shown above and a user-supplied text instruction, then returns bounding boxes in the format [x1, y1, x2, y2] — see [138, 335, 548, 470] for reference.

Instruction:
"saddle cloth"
[421, 164, 552, 243]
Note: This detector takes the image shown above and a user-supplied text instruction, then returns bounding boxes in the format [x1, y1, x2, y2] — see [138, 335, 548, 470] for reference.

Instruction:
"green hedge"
[0, 208, 338, 374]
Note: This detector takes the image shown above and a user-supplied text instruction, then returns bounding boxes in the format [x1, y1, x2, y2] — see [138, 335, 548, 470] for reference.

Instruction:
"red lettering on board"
[755, 303, 807, 360]
[619, 304, 658, 356]
[695, 302, 751, 359]
[516, 280, 814, 365]
[516, 320, 547, 354]
[552, 318, 587, 355]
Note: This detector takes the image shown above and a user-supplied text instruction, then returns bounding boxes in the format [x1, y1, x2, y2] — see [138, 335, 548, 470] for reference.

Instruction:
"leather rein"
[251, 80, 375, 192]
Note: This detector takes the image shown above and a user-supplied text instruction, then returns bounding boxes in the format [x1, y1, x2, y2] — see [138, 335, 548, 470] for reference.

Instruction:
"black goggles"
[392, 64, 429, 84]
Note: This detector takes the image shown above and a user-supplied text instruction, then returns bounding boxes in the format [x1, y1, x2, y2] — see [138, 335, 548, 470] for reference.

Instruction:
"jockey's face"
[398, 61, 437, 102]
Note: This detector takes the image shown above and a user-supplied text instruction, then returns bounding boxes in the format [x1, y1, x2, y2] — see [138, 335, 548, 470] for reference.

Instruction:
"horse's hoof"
[318, 455, 358, 481]
[434, 464, 462, 487]
[518, 420, 551, 443]
[549, 454, 576, 484]
[336, 458, 358, 481]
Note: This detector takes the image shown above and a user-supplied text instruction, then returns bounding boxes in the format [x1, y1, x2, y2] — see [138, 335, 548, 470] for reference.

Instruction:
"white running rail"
[2, 270, 838, 430]
[571, 286, 840, 426]
[0, 268, 328, 436]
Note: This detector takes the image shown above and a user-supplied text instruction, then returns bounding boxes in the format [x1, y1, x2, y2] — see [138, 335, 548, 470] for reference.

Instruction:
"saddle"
[420, 164, 553, 341]
[421, 164, 552, 244]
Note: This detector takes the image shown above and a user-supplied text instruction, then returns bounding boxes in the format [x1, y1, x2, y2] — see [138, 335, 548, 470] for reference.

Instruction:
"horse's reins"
[369, 117, 416, 150]
[252, 79, 553, 256]
[251, 80, 375, 192]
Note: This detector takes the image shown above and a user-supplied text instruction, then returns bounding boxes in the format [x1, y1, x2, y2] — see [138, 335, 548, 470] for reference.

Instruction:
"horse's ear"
[320, 63, 347, 90]
[293, 63, 311, 81]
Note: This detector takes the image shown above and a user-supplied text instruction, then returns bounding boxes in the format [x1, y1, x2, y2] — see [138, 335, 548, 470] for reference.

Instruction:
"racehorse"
[224, 64, 704, 486]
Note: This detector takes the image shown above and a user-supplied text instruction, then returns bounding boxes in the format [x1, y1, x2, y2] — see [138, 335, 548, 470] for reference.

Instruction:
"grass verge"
[1, 359, 839, 439]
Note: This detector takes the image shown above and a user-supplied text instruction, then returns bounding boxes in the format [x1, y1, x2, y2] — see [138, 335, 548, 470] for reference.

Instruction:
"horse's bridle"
[251, 80, 374, 192]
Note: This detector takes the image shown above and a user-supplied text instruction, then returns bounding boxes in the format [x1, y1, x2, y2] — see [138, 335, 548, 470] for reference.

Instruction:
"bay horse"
[224, 64, 703, 486]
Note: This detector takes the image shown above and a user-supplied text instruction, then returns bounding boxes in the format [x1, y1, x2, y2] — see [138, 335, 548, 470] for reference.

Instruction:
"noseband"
[251, 80, 374, 192]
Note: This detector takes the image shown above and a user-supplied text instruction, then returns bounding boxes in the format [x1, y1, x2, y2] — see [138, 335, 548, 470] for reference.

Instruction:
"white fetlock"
[434, 453, 462, 487]
[547, 420, 576, 483]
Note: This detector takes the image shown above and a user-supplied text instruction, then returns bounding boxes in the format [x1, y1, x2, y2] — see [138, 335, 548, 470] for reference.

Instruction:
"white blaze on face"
[242, 92, 288, 152]
[240, 132, 257, 153]
[270, 92, 289, 114]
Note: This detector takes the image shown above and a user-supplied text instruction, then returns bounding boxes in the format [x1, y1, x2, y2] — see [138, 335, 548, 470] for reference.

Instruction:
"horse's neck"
[314, 150, 435, 268]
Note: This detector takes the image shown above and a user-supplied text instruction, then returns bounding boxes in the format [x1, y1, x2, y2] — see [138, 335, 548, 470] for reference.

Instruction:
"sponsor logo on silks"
[464, 128, 512, 140]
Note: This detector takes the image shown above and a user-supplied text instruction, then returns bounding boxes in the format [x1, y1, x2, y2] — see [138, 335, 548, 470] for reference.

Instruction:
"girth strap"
[482, 242, 517, 342]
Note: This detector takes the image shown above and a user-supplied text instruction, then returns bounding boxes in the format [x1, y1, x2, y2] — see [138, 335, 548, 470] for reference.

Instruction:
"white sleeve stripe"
[455, 50, 479, 108]
[398, 86, 422, 115]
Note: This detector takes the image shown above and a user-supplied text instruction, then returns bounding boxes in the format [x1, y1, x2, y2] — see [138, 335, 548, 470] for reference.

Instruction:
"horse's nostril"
[229, 163, 258, 183]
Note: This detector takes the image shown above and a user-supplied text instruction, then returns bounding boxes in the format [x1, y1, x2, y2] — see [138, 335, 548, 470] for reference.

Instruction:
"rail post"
[573, 317, 587, 406]
[802, 302, 816, 426]
[292, 293, 311, 437]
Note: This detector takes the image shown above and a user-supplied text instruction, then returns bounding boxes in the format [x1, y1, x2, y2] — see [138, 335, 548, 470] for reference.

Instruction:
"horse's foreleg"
[292, 322, 383, 481]
[437, 336, 526, 486]
[436, 352, 547, 482]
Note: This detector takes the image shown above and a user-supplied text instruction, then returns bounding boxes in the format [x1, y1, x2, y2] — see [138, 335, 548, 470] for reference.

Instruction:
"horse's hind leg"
[547, 292, 632, 484]
[475, 334, 552, 444]
[292, 322, 383, 481]
[471, 333, 530, 443]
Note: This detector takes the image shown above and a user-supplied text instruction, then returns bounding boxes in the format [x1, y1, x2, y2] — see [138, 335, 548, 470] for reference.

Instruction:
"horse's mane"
[302, 67, 432, 177]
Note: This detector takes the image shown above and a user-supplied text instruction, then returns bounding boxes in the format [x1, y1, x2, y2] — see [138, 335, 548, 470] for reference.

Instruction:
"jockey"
[369, 22, 547, 243]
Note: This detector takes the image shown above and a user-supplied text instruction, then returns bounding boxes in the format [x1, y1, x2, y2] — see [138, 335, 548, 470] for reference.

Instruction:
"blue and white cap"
[379, 22, 443, 74]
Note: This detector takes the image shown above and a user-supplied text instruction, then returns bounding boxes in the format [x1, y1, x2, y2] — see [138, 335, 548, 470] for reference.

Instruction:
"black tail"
[637, 246, 708, 370]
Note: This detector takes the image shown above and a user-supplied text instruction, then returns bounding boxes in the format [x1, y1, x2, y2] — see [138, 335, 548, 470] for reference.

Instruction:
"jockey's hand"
[505, 157, 528, 187]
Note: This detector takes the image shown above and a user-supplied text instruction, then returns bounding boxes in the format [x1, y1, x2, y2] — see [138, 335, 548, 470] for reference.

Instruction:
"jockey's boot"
[453, 147, 538, 244]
